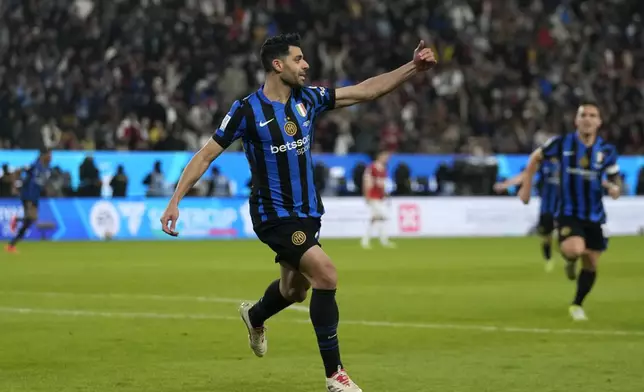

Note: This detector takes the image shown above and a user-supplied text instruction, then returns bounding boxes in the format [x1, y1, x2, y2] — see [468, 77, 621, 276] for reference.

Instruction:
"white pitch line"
[1, 306, 643, 337]
[0, 291, 310, 313]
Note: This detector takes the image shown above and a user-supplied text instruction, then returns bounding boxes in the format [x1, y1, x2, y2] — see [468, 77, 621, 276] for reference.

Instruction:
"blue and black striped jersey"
[541, 132, 619, 223]
[20, 160, 51, 201]
[536, 158, 559, 215]
[212, 85, 335, 226]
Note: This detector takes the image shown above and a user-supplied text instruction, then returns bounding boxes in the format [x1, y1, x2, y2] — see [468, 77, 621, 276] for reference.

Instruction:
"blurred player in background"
[361, 151, 395, 249]
[494, 157, 559, 272]
[160, 33, 436, 391]
[5, 149, 52, 253]
[518, 103, 621, 321]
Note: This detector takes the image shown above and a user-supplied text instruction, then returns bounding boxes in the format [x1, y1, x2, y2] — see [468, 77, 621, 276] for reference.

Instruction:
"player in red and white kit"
[361, 151, 396, 249]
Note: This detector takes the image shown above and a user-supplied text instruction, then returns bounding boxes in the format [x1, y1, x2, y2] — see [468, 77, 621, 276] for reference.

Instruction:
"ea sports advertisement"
[0, 198, 256, 241]
[2, 197, 644, 241]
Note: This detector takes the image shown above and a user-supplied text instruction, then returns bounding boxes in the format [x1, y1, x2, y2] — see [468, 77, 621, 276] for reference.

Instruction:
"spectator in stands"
[46, 167, 66, 197]
[78, 157, 102, 197]
[0, 164, 13, 197]
[143, 161, 166, 197]
[110, 166, 128, 197]
[0, 0, 643, 155]
[41, 118, 62, 150]
[206, 167, 232, 197]
[637, 167, 644, 195]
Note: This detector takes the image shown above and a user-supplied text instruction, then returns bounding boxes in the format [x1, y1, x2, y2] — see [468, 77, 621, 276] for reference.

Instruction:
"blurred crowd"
[1, 0, 643, 155]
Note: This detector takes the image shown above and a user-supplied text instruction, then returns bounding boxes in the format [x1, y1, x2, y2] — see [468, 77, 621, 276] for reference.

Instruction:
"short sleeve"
[540, 136, 561, 159]
[302, 86, 336, 115]
[602, 145, 620, 176]
[212, 100, 246, 149]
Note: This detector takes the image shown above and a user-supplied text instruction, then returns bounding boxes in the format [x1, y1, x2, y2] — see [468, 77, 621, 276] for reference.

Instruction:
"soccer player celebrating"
[5, 148, 52, 253]
[494, 157, 559, 272]
[160, 33, 436, 391]
[518, 103, 621, 321]
[361, 151, 395, 249]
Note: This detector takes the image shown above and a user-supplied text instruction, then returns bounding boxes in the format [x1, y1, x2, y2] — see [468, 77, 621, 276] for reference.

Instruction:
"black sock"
[573, 269, 597, 306]
[10, 218, 33, 246]
[541, 240, 552, 261]
[310, 288, 342, 378]
[248, 279, 293, 328]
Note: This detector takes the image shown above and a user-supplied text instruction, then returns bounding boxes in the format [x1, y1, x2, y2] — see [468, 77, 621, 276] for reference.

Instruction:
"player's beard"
[280, 73, 302, 88]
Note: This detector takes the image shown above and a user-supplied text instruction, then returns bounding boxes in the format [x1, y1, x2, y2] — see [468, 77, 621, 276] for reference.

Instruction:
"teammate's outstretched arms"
[160, 139, 225, 236]
[494, 172, 525, 194]
[334, 40, 436, 108]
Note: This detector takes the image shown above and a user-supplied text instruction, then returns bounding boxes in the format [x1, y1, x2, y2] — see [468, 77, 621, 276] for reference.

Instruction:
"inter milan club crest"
[284, 121, 298, 136]
[292, 230, 306, 245]
[579, 156, 589, 168]
[295, 103, 307, 117]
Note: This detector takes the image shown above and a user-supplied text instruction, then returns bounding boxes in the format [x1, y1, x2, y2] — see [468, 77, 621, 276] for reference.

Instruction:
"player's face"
[574, 105, 602, 135]
[278, 46, 309, 87]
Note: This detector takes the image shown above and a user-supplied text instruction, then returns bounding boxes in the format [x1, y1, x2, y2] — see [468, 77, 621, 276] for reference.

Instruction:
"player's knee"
[285, 287, 308, 303]
[312, 262, 337, 290]
[561, 240, 585, 259]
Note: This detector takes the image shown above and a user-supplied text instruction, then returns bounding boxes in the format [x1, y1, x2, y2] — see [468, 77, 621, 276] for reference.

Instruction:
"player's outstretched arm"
[160, 140, 224, 236]
[518, 149, 544, 204]
[494, 172, 525, 193]
[334, 40, 436, 109]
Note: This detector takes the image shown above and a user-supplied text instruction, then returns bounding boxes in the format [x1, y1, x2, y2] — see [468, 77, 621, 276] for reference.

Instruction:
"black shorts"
[254, 218, 322, 269]
[537, 214, 555, 235]
[557, 216, 608, 252]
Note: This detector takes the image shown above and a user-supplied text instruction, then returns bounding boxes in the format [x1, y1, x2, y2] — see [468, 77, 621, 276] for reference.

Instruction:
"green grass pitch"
[1, 237, 643, 392]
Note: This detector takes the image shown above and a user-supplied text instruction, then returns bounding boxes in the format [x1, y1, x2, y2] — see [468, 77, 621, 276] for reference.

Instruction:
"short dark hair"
[260, 33, 301, 72]
[578, 101, 601, 116]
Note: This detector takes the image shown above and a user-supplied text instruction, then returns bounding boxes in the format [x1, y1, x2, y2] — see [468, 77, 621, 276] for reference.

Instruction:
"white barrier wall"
[320, 197, 644, 238]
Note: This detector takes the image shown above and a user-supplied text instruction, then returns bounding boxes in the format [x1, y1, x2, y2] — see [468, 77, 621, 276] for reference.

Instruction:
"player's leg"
[569, 224, 606, 321]
[374, 200, 394, 247]
[7, 201, 38, 250]
[538, 214, 554, 271]
[361, 201, 376, 249]
[557, 219, 586, 280]
[247, 263, 309, 327]
[241, 263, 310, 357]
[240, 218, 317, 357]
[299, 245, 361, 391]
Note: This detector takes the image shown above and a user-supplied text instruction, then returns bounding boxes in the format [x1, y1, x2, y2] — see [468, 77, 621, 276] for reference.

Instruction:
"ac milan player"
[361, 151, 396, 249]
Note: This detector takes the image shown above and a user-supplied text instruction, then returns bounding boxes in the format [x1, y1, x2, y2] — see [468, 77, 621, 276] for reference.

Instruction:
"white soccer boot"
[569, 305, 588, 321]
[239, 302, 267, 357]
[326, 367, 363, 392]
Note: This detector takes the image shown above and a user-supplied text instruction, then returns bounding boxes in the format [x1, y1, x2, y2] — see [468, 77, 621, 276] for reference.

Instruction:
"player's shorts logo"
[291, 230, 307, 246]
[560, 226, 571, 237]
[284, 121, 298, 136]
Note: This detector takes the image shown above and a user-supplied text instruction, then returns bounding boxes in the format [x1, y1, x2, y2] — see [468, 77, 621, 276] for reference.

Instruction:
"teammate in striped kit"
[5, 149, 52, 253]
[159, 33, 436, 391]
[494, 157, 559, 272]
[518, 103, 622, 321]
